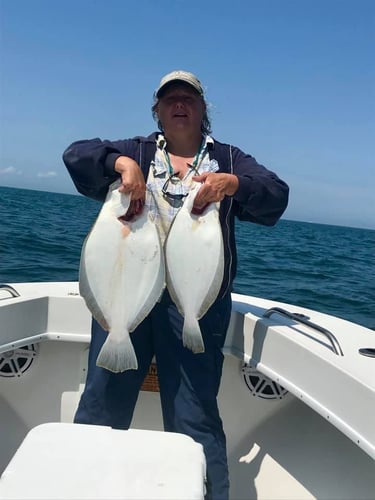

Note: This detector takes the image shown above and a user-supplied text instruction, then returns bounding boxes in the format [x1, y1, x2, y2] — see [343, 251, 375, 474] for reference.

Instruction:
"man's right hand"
[114, 156, 146, 201]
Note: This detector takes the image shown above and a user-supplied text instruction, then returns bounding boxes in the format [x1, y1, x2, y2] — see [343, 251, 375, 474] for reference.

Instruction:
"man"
[63, 70, 289, 499]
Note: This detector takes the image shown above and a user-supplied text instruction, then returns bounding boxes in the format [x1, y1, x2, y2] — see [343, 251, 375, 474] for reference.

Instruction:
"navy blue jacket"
[63, 133, 289, 297]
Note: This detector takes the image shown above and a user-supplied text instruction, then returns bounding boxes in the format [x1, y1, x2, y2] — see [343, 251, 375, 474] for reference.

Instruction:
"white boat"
[0, 282, 374, 499]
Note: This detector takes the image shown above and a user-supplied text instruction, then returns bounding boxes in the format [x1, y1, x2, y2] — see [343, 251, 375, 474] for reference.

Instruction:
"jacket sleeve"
[62, 138, 139, 201]
[231, 146, 289, 226]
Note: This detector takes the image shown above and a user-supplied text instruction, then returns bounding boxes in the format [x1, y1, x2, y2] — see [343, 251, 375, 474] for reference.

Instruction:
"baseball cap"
[156, 70, 204, 97]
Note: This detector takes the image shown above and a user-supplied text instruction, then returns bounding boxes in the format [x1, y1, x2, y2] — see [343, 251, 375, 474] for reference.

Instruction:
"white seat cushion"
[0, 423, 206, 499]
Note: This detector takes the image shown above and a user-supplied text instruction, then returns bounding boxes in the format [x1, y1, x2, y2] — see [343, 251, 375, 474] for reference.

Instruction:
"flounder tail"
[96, 332, 138, 372]
[182, 317, 205, 354]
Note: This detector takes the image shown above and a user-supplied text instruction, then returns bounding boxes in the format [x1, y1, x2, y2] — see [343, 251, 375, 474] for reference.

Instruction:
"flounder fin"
[183, 181, 200, 213]
[182, 316, 205, 354]
[79, 246, 109, 329]
[79, 243, 109, 330]
[128, 213, 166, 330]
[164, 235, 184, 317]
[165, 267, 184, 317]
[96, 332, 138, 372]
[198, 250, 225, 319]
[110, 191, 131, 218]
[130, 281, 166, 332]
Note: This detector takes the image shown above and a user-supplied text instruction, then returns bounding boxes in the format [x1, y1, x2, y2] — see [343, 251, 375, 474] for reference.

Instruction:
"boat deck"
[1, 282, 374, 499]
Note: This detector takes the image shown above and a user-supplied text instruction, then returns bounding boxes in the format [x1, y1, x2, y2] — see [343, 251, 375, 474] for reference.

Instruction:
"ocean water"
[1, 186, 374, 329]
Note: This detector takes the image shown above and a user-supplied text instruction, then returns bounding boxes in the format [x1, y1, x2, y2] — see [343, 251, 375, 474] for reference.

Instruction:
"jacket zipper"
[221, 145, 233, 298]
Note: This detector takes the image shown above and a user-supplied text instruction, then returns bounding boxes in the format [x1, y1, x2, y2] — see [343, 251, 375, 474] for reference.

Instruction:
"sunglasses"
[161, 163, 200, 201]
[162, 173, 187, 201]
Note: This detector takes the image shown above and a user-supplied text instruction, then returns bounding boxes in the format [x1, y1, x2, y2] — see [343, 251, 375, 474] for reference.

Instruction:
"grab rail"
[263, 307, 344, 356]
[0, 284, 20, 298]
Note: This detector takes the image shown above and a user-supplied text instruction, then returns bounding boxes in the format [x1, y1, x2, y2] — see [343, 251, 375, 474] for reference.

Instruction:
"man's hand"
[192, 172, 239, 210]
[114, 156, 146, 201]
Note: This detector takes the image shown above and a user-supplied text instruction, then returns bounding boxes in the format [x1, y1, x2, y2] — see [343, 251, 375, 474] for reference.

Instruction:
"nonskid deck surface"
[1, 282, 374, 499]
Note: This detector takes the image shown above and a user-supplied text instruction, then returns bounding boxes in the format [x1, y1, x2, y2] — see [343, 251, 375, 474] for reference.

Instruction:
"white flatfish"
[79, 181, 165, 372]
[165, 183, 224, 353]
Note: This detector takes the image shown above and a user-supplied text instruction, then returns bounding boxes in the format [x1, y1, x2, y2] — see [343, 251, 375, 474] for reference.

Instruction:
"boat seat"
[0, 423, 206, 499]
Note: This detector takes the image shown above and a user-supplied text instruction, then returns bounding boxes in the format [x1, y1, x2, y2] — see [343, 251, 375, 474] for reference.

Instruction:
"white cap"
[156, 70, 204, 97]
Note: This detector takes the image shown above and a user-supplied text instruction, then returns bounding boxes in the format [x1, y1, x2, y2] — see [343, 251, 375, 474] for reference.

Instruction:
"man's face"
[156, 83, 205, 134]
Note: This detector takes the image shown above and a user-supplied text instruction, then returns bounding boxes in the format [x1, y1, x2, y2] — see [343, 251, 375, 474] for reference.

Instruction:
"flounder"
[165, 183, 224, 353]
[79, 181, 165, 372]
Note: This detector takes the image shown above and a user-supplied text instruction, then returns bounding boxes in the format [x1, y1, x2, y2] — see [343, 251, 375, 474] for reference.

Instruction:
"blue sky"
[1, 0, 374, 229]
